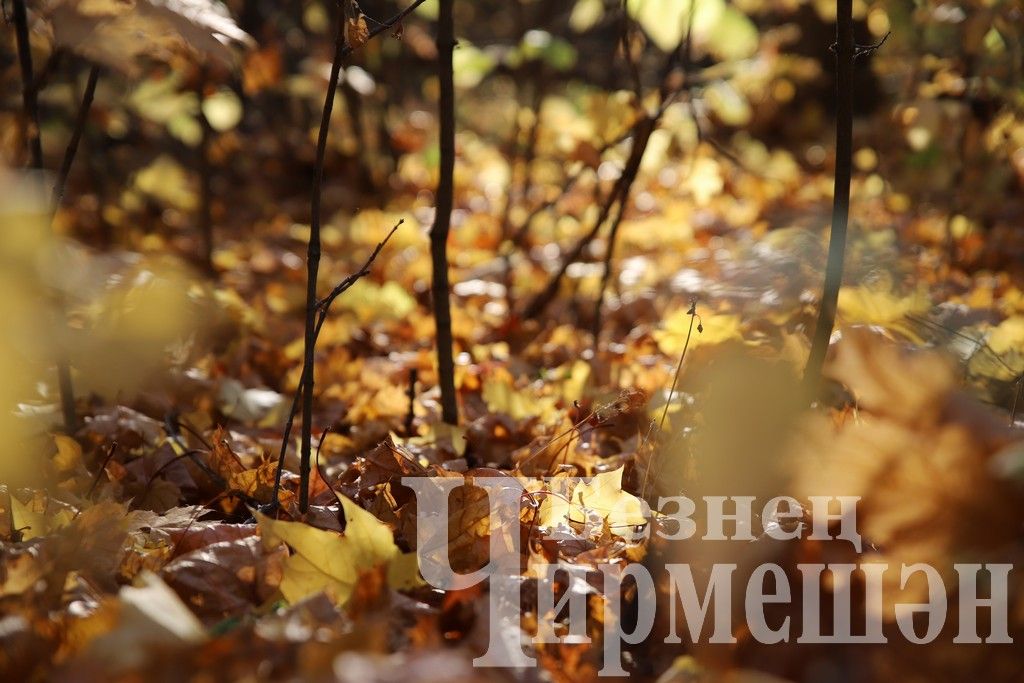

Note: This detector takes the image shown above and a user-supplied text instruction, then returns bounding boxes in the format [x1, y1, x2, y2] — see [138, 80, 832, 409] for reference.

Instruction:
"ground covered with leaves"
[3, 0, 1024, 681]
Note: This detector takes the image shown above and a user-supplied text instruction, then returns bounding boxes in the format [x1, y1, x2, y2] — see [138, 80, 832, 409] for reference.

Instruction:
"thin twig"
[524, 0, 693, 325]
[591, 117, 654, 340]
[1012, 378, 1023, 427]
[500, 69, 544, 310]
[592, 2, 698, 344]
[405, 368, 418, 436]
[314, 425, 336, 503]
[658, 301, 699, 432]
[85, 441, 117, 499]
[295, 0, 427, 514]
[641, 301, 700, 499]
[271, 221, 401, 511]
[506, 120, 644, 252]
[52, 65, 99, 208]
[315, 220, 402, 311]
[520, 153, 630, 320]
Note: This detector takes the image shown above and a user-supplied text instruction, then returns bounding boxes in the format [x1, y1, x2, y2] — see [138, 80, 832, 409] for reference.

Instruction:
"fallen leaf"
[256, 493, 404, 606]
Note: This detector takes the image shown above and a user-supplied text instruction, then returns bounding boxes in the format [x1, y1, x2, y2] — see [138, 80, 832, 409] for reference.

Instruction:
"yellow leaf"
[132, 156, 197, 211]
[482, 377, 556, 421]
[538, 468, 648, 538]
[201, 90, 243, 132]
[684, 156, 723, 206]
[627, 0, 694, 52]
[986, 316, 1024, 356]
[561, 360, 591, 404]
[574, 467, 648, 533]
[256, 493, 400, 606]
[10, 496, 48, 541]
[707, 6, 758, 61]
[654, 310, 741, 356]
[969, 316, 1024, 383]
[340, 280, 416, 323]
[570, 0, 605, 32]
[387, 551, 425, 591]
[10, 495, 73, 540]
[627, 0, 757, 61]
[53, 434, 83, 473]
[431, 422, 467, 457]
[837, 284, 930, 342]
[536, 475, 575, 530]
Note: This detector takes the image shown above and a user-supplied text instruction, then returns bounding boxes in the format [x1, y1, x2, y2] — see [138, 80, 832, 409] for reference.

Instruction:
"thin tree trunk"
[13, 0, 78, 432]
[430, 0, 458, 425]
[52, 65, 100, 433]
[13, 0, 42, 169]
[196, 73, 215, 273]
[591, 116, 654, 341]
[803, 0, 854, 397]
[283, 0, 429, 513]
[298, 28, 345, 512]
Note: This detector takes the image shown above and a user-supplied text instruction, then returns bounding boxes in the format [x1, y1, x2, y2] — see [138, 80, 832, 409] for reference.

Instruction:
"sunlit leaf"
[256, 493, 404, 606]
[838, 283, 930, 342]
[654, 309, 741, 355]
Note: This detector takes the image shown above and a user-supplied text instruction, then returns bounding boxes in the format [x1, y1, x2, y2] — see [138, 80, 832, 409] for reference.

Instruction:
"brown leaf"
[161, 535, 287, 623]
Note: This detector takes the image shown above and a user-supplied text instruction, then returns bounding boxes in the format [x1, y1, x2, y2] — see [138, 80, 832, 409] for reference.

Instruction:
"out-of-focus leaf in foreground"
[34, 0, 254, 73]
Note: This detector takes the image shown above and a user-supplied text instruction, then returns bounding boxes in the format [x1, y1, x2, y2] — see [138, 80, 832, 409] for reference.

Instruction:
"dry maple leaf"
[256, 492, 419, 607]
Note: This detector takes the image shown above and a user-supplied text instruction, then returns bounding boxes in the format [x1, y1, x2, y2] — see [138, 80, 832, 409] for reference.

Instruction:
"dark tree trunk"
[803, 0, 854, 397]
[430, 0, 459, 425]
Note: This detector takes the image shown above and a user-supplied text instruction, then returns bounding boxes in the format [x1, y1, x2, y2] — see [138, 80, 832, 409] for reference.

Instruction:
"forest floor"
[4, 74, 1024, 682]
